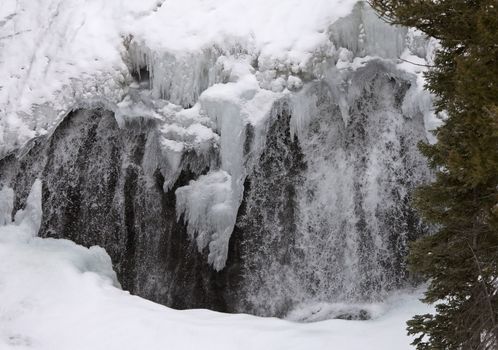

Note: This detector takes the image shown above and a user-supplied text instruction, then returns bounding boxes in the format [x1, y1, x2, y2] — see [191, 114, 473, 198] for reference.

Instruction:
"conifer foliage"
[369, 1, 498, 349]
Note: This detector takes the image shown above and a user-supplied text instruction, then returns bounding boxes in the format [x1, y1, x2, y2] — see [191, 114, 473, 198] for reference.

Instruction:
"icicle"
[175, 170, 234, 271]
[128, 41, 223, 108]
[289, 88, 318, 140]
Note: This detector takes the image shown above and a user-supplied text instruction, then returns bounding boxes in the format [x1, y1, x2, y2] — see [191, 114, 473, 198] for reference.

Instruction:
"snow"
[0, 0, 358, 156]
[129, 0, 357, 69]
[0, 180, 433, 350]
[398, 30, 442, 144]
[0, 0, 132, 153]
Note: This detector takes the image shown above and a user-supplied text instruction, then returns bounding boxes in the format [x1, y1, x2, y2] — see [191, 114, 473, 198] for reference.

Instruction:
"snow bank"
[0, 182, 432, 350]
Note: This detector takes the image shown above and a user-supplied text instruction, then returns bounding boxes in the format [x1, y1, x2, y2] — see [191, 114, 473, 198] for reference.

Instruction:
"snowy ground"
[0, 228, 431, 350]
[0, 182, 432, 350]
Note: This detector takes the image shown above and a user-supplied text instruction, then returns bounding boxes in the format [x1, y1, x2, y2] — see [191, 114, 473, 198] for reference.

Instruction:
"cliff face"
[0, 2, 436, 317]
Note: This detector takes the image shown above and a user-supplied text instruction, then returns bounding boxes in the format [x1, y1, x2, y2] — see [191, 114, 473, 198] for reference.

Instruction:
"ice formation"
[0, 180, 42, 240]
[0, 186, 14, 225]
[171, 3, 438, 271]
[13, 179, 42, 237]
[176, 170, 235, 270]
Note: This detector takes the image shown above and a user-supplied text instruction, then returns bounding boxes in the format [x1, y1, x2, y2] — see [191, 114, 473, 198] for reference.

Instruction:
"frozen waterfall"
[0, 1, 437, 317]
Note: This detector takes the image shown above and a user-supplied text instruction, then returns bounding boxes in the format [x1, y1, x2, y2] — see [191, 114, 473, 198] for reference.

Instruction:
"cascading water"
[236, 62, 431, 317]
[0, 1, 437, 318]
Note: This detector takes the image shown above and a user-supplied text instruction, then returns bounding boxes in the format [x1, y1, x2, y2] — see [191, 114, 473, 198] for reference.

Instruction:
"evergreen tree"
[369, 1, 498, 349]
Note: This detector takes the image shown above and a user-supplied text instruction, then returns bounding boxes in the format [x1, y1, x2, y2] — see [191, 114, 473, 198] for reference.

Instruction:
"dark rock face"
[234, 107, 307, 317]
[0, 63, 431, 317]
